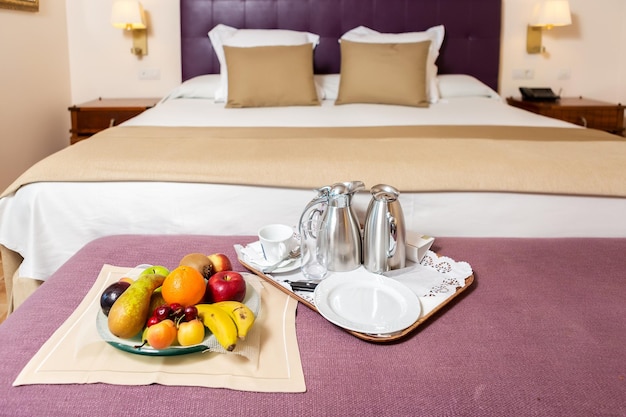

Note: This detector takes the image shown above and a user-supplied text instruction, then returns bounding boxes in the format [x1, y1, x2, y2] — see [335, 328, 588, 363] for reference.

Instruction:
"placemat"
[13, 265, 305, 392]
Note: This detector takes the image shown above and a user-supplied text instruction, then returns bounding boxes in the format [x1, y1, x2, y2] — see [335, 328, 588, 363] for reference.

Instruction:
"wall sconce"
[527, 0, 571, 54]
[111, 0, 148, 56]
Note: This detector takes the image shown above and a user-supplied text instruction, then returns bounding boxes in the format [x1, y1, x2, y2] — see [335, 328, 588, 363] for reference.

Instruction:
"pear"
[148, 287, 167, 317]
[108, 273, 166, 339]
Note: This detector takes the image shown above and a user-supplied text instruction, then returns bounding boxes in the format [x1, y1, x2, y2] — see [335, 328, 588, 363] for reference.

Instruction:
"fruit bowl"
[96, 277, 260, 356]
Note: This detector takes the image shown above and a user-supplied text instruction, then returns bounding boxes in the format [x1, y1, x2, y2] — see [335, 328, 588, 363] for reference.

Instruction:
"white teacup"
[258, 224, 295, 263]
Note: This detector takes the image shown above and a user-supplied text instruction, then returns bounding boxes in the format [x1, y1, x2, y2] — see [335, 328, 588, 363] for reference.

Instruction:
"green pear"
[108, 274, 166, 339]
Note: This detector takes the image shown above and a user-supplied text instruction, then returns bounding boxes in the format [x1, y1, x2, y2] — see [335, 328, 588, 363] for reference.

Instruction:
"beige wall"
[1, 0, 625, 191]
[500, 0, 626, 102]
[0, 1, 70, 191]
[66, 0, 180, 104]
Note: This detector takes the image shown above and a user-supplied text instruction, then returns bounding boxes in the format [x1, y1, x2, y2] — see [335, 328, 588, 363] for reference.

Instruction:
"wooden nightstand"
[506, 96, 625, 136]
[69, 97, 160, 144]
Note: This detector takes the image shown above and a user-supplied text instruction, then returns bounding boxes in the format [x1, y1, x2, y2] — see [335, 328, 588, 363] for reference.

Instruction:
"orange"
[161, 266, 206, 307]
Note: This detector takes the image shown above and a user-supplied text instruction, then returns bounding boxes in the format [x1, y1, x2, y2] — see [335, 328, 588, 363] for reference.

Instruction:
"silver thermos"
[363, 184, 406, 274]
[300, 181, 365, 272]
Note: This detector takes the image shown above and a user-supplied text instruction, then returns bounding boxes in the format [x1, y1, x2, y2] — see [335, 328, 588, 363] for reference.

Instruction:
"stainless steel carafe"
[299, 181, 365, 272]
[363, 184, 406, 274]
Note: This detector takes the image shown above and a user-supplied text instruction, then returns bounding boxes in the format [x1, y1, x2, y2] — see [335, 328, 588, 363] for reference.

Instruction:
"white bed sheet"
[0, 95, 621, 283]
[124, 95, 578, 128]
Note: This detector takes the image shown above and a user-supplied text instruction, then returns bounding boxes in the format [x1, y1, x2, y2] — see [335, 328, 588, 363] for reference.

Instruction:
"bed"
[1, 0, 626, 313]
[1, 234, 625, 416]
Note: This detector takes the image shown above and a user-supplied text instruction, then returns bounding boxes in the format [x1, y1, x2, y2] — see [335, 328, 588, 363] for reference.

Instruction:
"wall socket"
[512, 69, 535, 80]
[138, 68, 160, 80]
[557, 69, 571, 80]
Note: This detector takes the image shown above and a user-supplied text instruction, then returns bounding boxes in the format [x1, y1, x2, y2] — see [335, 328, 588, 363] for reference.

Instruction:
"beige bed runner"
[2, 125, 625, 198]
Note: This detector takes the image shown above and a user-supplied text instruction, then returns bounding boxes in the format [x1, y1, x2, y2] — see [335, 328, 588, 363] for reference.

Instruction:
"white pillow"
[158, 74, 221, 104]
[437, 74, 500, 100]
[340, 25, 445, 104]
[208, 24, 320, 102]
[314, 74, 340, 100]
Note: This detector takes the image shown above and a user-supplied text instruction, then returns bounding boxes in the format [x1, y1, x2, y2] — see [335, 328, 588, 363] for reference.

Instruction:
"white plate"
[314, 274, 421, 335]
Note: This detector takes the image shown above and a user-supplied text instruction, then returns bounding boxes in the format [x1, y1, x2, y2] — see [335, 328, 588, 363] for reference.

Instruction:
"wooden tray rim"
[239, 258, 474, 343]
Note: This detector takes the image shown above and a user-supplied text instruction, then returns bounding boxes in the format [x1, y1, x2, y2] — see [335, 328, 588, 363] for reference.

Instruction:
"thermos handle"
[387, 214, 397, 258]
[306, 208, 324, 239]
[298, 196, 327, 239]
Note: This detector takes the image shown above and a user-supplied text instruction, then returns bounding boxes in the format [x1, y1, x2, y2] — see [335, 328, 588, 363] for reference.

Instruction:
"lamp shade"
[531, 0, 572, 27]
[111, 0, 146, 30]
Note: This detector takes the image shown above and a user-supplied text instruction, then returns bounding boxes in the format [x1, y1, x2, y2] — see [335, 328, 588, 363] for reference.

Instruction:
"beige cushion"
[208, 24, 320, 102]
[335, 40, 430, 107]
[224, 44, 320, 108]
[340, 25, 445, 103]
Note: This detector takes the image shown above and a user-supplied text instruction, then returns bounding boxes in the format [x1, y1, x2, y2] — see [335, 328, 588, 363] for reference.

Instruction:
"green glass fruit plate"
[96, 278, 260, 356]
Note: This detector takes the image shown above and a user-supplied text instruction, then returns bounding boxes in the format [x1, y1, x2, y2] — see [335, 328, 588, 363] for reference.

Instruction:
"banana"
[195, 304, 238, 351]
[213, 301, 256, 340]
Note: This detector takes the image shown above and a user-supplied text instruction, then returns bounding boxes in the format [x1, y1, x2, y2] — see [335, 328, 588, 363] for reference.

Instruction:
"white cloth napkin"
[14, 265, 305, 392]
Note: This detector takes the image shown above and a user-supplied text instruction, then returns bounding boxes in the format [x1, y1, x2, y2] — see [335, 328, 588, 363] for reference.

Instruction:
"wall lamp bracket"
[526, 0, 571, 55]
[112, 1, 148, 57]
[128, 27, 147, 56]
[526, 25, 546, 54]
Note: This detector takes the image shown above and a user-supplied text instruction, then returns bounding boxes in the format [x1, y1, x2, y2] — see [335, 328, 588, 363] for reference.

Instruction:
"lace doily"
[235, 242, 473, 314]
[286, 250, 473, 306]
[418, 250, 473, 297]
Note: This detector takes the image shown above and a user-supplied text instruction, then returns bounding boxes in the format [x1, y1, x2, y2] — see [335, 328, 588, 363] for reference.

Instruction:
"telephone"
[519, 87, 560, 102]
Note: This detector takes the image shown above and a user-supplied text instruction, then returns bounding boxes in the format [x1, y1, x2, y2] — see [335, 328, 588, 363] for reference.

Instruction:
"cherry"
[146, 315, 160, 327]
[184, 305, 198, 322]
[154, 305, 171, 321]
[169, 303, 184, 319]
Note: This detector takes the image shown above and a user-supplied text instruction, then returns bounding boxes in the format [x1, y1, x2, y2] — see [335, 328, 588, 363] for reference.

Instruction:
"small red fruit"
[184, 305, 198, 322]
[205, 271, 246, 303]
[207, 253, 233, 275]
[146, 315, 160, 327]
[154, 305, 171, 321]
[169, 303, 183, 318]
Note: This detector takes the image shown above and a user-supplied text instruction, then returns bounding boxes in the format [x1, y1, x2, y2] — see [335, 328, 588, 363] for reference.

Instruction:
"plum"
[100, 281, 131, 316]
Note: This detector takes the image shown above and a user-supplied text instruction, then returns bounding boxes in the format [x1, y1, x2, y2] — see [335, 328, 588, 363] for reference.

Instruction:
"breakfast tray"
[238, 250, 474, 343]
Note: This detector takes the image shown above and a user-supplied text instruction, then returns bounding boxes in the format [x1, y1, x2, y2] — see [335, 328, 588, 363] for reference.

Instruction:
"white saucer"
[240, 241, 302, 274]
[250, 256, 302, 274]
[314, 273, 421, 334]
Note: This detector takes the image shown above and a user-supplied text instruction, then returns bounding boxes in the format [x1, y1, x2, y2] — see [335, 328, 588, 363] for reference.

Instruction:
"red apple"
[205, 271, 246, 303]
[207, 253, 232, 275]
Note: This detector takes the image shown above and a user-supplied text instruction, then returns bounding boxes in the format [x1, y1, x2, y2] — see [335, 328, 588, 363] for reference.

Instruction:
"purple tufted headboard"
[181, 0, 502, 91]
